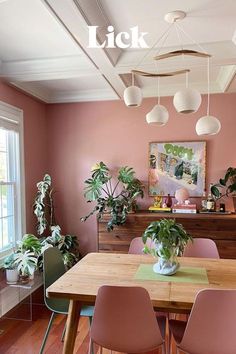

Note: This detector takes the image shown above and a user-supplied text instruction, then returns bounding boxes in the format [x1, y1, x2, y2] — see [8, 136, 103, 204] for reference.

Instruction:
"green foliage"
[81, 162, 144, 231]
[3, 253, 17, 270]
[39, 225, 79, 270]
[33, 174, 80, 269]
[14, 250, 38, 276]
[33, 174, 55, 236]
[211, 167, 236, 200]
[142, 219, 192, 260]
[20, 234, 42, 255]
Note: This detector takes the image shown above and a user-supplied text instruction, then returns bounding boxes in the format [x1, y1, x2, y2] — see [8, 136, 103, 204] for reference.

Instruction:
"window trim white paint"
[0, 100, 26, 262]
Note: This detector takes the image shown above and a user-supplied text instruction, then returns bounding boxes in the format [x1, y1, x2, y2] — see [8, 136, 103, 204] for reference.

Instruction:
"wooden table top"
[47, 252, 236, 312]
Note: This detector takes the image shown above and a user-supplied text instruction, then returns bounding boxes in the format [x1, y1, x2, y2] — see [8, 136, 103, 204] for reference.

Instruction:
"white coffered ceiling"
[0, 0, 235, 103]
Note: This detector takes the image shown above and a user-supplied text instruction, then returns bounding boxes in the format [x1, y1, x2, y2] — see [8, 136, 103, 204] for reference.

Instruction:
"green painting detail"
[148, 141, 206, 197]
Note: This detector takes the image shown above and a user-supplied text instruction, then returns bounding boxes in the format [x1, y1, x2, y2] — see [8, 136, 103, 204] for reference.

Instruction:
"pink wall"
[46, 93, 236, 254]
[0, 80, 47, 233]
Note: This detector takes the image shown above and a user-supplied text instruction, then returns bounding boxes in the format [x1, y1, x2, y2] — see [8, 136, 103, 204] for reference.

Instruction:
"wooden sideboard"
[97, 211, 236, 259]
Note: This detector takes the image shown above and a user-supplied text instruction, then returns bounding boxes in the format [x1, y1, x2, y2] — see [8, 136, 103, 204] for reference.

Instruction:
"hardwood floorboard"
[0, 304, 183, 354]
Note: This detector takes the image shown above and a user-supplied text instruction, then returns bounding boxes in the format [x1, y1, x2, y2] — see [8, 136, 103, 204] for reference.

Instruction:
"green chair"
[39, 247, 94, 354]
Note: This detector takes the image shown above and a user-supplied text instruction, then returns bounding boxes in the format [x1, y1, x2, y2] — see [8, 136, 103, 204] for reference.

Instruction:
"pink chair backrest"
[180, 289, 236, 354]
[90, 285, 164, 353]
[183, 238, 220, 259]
[128, 237, 155, 254]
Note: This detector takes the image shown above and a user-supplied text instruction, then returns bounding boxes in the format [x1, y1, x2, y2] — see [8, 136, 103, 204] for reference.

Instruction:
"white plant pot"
[153, 243, 180, 275]
[6, 269, 19, 284]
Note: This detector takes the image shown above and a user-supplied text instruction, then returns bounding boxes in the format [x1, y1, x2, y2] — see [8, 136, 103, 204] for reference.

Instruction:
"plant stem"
[102, 187, 110, 197]
[112, 181, 120, 197]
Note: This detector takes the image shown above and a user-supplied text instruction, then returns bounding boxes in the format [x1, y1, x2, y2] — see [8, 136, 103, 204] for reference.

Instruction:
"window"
[0, 101, 25, 259]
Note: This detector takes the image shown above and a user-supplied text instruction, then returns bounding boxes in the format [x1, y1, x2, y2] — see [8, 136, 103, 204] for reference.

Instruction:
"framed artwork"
[148, 141, 206, 197]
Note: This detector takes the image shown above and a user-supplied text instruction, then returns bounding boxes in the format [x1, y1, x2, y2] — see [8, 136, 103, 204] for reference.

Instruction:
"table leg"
[63, 300, 81, 354]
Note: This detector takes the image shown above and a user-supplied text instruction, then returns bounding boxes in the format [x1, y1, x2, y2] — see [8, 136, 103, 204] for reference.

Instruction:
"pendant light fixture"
[196, 58, 221, 135]
[173, 72, 202, 114]
[123, 10, 220, 135]
[123, 73, 142, 107]
[146, 78, 169, 125]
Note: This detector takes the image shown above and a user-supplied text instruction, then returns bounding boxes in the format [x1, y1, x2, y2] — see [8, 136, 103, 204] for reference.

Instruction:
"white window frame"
[0, 100, 25, 262]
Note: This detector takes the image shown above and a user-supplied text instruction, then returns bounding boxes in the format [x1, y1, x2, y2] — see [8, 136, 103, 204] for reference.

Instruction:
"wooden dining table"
[47, 252, 236, 354]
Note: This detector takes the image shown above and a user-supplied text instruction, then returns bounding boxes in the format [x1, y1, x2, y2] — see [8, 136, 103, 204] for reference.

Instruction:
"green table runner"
[134, 264, 209, 284]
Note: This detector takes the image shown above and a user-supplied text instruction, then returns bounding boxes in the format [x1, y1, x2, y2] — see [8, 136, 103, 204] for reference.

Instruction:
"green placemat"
[134, 264, 209, 284]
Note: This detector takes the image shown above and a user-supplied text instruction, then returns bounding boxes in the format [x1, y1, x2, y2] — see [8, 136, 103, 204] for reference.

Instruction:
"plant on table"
[142, 218, 192, 275]
[81, 162, 144, 231]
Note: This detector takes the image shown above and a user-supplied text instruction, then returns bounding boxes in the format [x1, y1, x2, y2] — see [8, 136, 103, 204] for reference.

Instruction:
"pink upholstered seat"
[128, 237, 155, 254]
[90, 285, 166, 353]
[183, 238, 220, 259]
[169, 289, 236, 354]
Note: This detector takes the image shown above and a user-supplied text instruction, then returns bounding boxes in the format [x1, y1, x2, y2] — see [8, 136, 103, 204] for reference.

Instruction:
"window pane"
[2, 216, 14, 248]
[1, 184, 14, 217]
[0, 129, 7, 151]
[0, 152, 7, 181]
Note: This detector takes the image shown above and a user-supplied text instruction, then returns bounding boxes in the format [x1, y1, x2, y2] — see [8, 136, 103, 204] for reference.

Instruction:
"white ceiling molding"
[9, 81, 51, 103]
[0, 56, 98, 82]
[217, 65, 236, 92]
[47, 88, 118, 103]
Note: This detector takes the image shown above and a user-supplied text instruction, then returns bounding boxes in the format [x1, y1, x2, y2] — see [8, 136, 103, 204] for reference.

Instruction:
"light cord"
[207, 57, 210, 115]
[135, 23, 173, 69]
[175, 22, 207, 54]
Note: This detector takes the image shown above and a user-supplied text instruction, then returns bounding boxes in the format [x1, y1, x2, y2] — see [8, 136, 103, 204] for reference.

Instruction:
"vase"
[153, 243, 180, 275]
[6, 269, 18, 284]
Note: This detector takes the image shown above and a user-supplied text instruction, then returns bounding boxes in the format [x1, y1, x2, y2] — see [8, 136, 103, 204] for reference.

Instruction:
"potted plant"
[39, 225, 79, 270]
[14, 250, 38, 283]
[3, 253, 18, 284]
[211, 167, 236, 211]
[142, 219, 192, 275]
[81, 162, 144, 231]
[33, 174, 80, 268]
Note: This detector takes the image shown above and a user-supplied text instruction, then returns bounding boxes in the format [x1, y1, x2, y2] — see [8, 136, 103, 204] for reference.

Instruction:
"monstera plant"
[81, 162, 144, 231]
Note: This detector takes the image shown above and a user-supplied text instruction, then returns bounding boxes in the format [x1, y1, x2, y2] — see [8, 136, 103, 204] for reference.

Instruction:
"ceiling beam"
[43, 0, 126, 99]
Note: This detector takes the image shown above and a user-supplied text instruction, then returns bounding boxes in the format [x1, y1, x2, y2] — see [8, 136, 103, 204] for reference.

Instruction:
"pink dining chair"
[128, 236, 155, 254]
[89, 285, 166, 353]
[183, 238, 220, 259]
[169, 289, 236, 354]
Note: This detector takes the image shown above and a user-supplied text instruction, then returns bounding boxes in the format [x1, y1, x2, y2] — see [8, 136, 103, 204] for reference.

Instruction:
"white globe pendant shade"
[173, 88, 201, 114]
[123, 85, 142, 107]
[196, 115, 221, 136]
[146, 104, 169, 125]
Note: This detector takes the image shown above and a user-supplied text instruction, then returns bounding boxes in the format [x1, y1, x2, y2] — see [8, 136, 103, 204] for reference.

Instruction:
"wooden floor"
[0, 303, 181, 354]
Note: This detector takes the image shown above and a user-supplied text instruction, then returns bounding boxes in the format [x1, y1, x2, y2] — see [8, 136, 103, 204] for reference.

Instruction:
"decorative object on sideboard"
[81, 162, 144, 231]
[142, 219, 192, 275]
[148, 141, 206, 197]
[211, 167, 236, 212]
[175, 188, 189, 204]
[123, 10, 221, 135]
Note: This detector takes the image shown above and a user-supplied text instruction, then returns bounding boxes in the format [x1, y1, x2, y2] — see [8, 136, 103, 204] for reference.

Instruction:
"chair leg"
[61, 321, 66, 342]
[168, 331, 172, 354]
[89, 316, 93, 326]
[39, 312, 56, 354]
[162, 343, 166, 354]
